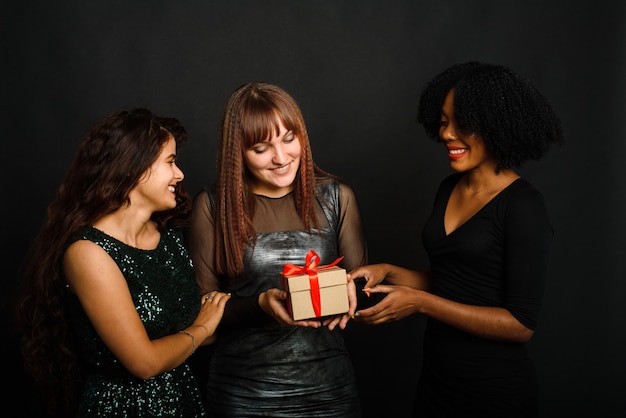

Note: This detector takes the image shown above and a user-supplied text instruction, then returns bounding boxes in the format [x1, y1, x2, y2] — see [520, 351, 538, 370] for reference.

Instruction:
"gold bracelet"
[178, 330, 195, 354]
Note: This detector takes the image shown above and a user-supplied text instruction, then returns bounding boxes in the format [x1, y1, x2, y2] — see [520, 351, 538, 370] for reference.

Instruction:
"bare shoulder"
[64, 239, 109, 264]
[63, 240, 123, 291]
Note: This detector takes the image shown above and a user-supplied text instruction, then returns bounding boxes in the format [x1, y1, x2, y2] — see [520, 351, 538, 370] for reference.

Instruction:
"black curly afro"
[417, 61, 564, 171]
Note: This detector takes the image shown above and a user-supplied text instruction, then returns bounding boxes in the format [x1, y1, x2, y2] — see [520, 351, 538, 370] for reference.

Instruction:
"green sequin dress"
[64, 226, 206, 417]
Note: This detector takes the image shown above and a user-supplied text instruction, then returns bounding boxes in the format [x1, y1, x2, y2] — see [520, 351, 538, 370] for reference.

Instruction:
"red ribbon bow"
[283, 250, 344, 318]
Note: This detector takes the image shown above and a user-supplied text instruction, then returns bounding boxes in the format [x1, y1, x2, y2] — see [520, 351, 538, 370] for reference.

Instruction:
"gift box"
[281, 250, 349, 321]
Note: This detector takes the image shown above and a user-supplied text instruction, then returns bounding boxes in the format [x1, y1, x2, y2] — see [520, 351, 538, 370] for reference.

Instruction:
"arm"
[351, 187, 550, 343]
[502, 187, 552, 331]
[187, 190, 220, 294]
[355, 286, 533, 342]
[350, 268, 532, 342]
[63, 240, 229, 380]
[348, 263, 435, 325]
[321, 182, 369, 330]
[336, 182, 368, 270]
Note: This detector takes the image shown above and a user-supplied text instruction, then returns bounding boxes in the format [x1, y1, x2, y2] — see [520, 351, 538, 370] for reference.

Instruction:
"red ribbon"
[282, 250, 344, 318]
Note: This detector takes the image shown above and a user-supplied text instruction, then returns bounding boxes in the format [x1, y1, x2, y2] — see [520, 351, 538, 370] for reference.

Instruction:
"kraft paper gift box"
[281, 250, 349, 321]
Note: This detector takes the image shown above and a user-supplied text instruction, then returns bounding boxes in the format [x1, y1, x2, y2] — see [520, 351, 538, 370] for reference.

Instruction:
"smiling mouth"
[270, 163, 290, 172]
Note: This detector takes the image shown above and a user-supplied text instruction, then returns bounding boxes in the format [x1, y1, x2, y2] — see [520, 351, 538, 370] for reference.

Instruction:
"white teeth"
[448, 149, 465, 154]
[168, 186, 176, 192]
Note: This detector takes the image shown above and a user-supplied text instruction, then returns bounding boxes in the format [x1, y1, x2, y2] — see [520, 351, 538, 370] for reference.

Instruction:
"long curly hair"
[417, 61, 564, 171]
[214, 82, 334, 278]
[15, 108, 191, 417]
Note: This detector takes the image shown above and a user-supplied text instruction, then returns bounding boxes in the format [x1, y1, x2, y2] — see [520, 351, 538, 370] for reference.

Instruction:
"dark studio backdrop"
[3, 1, 625, 417]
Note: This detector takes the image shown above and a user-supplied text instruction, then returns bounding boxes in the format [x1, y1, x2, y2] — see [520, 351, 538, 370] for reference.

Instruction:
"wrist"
[188, 324, 210, 340]
[178, 330, 196, 354]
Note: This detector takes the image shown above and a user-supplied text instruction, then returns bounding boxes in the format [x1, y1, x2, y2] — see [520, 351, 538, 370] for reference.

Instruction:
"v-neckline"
[443, 177, 520, 236]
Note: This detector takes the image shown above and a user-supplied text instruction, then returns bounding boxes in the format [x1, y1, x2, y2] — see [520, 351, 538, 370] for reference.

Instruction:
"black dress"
[415, 173, 553, 418]
[188, 178, 368, 417]
[64, 226, 206, 417]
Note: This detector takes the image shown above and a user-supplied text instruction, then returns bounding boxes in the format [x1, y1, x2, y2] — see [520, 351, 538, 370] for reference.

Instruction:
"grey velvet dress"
[64, 226, 206, 417]
[188, 178, 368, 418]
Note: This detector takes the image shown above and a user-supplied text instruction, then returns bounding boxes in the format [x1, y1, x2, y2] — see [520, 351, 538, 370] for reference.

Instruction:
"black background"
[3, 1, 625, 417]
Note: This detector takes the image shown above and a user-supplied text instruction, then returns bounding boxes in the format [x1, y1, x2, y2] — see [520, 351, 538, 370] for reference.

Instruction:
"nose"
[272, 144, 288, 164]
[440, 124, 456, 142]
[174, 164, 184, 181]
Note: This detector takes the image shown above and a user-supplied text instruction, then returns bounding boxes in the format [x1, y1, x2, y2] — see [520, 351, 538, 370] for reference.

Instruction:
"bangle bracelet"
[178, 330, 195, 354]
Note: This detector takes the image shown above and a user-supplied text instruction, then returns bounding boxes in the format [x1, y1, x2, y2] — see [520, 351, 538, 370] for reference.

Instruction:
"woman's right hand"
[258, 288, 322, 328]
[193, 291, 231, 344]
[347, 263, 389, 290]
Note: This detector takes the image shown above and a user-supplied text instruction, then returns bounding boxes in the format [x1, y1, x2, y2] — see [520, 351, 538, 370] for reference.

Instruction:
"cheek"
[244, 152, 267, 172]
[290, 141, 303, 158]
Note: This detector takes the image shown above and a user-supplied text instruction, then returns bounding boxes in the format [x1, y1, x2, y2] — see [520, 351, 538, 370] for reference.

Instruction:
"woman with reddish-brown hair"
[187, 82, 368, 417]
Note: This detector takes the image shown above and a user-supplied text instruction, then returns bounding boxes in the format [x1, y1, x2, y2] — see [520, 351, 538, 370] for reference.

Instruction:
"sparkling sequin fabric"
[64, 227, 206, 417]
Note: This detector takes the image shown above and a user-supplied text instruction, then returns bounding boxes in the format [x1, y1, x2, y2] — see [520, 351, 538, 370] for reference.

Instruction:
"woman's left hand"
[319, 272, 357, 330]
[351, 284, 421, 325]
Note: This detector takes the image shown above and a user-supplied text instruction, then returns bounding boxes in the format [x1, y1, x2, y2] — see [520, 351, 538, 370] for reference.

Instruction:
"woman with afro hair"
[349, 62, 564, 417]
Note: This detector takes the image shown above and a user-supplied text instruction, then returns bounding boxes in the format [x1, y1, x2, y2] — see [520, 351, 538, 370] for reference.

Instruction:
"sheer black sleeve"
[187, 190, 269, 332]
[337, 182, 368, 270]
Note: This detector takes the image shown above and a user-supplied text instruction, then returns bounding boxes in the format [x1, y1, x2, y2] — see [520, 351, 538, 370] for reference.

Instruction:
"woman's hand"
[347, 263, 390, 289]
[259, 288, 322, 328]
[319, 270, 358, 330]
[352, 284, 422, 325]
[193, 291, 231, 345]
[258, 271, 361, 330]
[349, 263, 431, 291]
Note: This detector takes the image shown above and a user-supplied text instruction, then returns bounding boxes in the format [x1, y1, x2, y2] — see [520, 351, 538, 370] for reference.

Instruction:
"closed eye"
[283, 132, 295, 143]
[250, 144, 269, 154]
